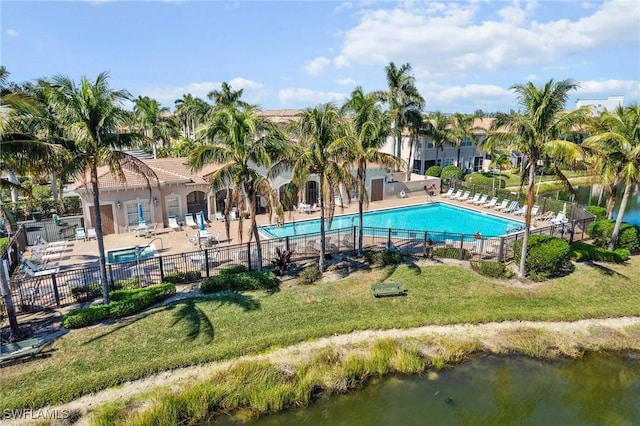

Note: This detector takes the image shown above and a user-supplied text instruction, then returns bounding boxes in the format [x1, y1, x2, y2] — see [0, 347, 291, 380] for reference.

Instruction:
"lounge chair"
[482, 197, 498, 208]
[513, 205, 527, 216]
[448, 189, 463, 200]
[467, 193, 481, 204]
[549, 211, 568, 224]
[75, 227, 86, 241]
[184, 214, 198, 229]
[441, 188, 455, 198]
[472, 194, 488, 205]
[215, 211, 225, 221]
[501, 201, 519, 213]
[168, 216, 181, 231]
[229, 210, 239, 220]
[457, 191, 471, 202]
[87, 228, 97, 240]
[493, 199, 509, 210]
[530, 205, 540, 217]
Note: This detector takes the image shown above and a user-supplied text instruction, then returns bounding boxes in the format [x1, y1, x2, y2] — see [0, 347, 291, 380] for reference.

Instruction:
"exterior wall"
[576, 96, 623, 114]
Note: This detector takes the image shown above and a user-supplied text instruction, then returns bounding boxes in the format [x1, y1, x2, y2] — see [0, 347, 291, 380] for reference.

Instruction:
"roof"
[258, 109, 303, 126]
[73, 157, 219, 191]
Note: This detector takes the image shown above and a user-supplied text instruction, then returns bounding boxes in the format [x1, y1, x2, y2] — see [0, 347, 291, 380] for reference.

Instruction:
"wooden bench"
[371, 282, 406, 298]
[0, 338, 46, 365]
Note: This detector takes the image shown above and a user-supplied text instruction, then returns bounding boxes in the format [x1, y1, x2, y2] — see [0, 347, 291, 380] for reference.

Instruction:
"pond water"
[214, 353, 640, 425]
[546, 184, 640, 227]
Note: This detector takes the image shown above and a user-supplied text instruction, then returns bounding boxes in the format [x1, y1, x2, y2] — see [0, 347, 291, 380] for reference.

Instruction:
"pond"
[544, 184, 639, 227]
[214, 353, 640, 425]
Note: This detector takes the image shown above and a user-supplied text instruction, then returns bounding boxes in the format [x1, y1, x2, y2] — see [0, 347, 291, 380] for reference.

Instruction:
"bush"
[219, 265, 248, 275]
[464, 172, 506, 189]
[440, 165, 463, 181]
[363, 249, 404, 265]
[425, 166, 441, 177]
[513, 235, 571, 281]
[32, 185, 52, 201]
[200, 269, 278, 294]
[470, 261, 514, 279]
[163, 271, 202, 284]
[0, 237, 9, 253]
[585, 205, 607, 220]
[63, 196, 82, 214]
[63, 283, 176, 328]
[569, 241, 630, 263]
[70, 283, 102, 302]
[299, 263, 322, 285]
[588, 219, 640, 253]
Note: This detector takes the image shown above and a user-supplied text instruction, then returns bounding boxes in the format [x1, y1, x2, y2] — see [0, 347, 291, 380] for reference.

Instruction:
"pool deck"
[26, 192, 535, 271]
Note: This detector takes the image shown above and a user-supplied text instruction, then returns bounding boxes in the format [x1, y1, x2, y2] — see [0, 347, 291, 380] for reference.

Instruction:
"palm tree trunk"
[358, 162, 365, 256]
[518, 161, 537, 278]
[0, 263, 20, 339]
[608, 182, 631, 250]
[318, 179, 326, 272]
[8, 170, 19, 203]
[606, 193, 616, 220]
[248, 187, 263, 271]
[91, 164, 110, 304]
[406, 135, 414, 181]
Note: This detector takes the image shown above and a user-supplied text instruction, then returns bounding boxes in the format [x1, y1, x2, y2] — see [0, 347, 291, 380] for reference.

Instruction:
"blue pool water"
[261, 203, 523, 239]
[106, 244, 158, 264]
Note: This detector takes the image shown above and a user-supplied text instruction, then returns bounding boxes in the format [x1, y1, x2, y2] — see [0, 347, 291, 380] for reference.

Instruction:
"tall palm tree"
[46, 72, 158, 304]
[374, 62, 425, 163]
[482, 79, 588, 279]
[289, 103, 352, 272]
[174, 94, 210, 140]
[207, 82, 252, 110]
[423, 111, 454, 169]
[583, 104, 640, 250]
[450, 112, 477, 171]
[342, 87, 402, 255]
[133, 96, 178, 158]
[190, 105, 288, 269]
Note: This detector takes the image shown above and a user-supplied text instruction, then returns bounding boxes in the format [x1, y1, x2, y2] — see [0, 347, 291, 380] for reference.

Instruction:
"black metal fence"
[18, 216, 84, 246]
[6, 208, 596, 315]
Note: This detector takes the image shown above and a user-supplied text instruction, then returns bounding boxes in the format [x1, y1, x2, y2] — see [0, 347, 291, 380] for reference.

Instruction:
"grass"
[2, 257, 640, 411]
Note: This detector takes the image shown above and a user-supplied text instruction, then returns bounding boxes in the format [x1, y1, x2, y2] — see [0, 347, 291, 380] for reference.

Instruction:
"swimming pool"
[260, 203, 523, 239]
[106, 244, 158, 264]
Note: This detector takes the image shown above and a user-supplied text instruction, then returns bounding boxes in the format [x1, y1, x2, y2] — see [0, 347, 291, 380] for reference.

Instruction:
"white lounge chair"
[184, 214, 198, 229]
[549, 211, 568, 224]
[168, 216, 181, 231]
[215, 211, 225, 221]
[493, 200, 509, 210]
[441, 188, 455, 198]
[467, 193, 481, 204]
[473, 194, 488, 205]
[513, 205, 527, 216]
[75, 227, 86, 241]
[502, 201, 519, 213]
[87, 228, 97, 240]
[457, 191, 471, 202]
[483, 197, 498, 208]
[530, 205, 540, 217]
[448, 189, 463, 200]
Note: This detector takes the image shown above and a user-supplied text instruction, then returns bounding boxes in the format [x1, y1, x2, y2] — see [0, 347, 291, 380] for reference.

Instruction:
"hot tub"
[106, 243, 158, 264]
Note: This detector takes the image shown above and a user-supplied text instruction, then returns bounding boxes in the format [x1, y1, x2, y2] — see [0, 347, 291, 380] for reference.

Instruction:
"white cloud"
[304, 57, 332, 76]
[418, 82, 514, 111]
[333, 0, 639, 75]
[337, 77, 356, 86]
[140, 78, 266, 105]
[6, 29, 19, 37]
[228, 77, 264, 90]
[577, 79, 639, 96]
[279, 88, 346, 106]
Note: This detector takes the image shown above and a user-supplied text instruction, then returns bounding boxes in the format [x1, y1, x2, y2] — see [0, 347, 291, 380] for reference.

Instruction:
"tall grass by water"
[1, 257, 640, 412]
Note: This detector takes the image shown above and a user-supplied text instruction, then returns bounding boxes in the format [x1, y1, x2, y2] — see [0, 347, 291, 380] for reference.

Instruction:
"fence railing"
[6, 210, 595, 315]
[18, 216, 84, 246]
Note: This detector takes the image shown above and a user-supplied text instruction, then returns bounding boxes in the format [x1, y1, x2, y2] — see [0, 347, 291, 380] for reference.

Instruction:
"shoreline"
[6, 316, 638, 426]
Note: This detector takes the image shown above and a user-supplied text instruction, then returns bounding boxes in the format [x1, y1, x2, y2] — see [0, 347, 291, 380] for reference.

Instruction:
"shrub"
[32, 185, 52, 201]
[363, 249, 404, 265]
[219, 265, 248, 275]
[271, 247, 293, 276]
[432, 247, 471, 260]
[200, 270, 278, 294]
[299, 263, 321, 285]
[464, 172, 506, 189]
[63, 196, 82, 214]
[163, 271, 202, 284]
[513, 235, 571, 281]
[0, 237, 9, 253]
[588, 219, 640, 253]
[113, 278, 140, 290]
[70, 283, 102, 302]
[470, 261, 513, 279]
[425, 166, 441, 177]
[569, 241, 630, 263]
[585, 205, 607, 220]
[440, 165, 463, 181]
[63, 283, 176, 328]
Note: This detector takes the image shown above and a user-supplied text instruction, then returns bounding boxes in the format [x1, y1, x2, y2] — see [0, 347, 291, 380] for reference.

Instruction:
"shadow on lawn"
[584, 261, 629, 279]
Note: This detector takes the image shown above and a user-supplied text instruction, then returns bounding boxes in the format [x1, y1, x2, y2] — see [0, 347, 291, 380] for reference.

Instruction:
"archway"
[305, 180, 318, 205]
[186, 190, 207, 214]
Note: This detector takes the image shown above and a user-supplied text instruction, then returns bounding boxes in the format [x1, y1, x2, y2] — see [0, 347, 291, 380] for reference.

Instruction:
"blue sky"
[2, 0, 639, 113]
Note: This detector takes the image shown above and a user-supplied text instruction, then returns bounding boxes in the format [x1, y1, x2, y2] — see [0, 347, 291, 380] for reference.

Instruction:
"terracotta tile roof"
[73, 157, 220, 191]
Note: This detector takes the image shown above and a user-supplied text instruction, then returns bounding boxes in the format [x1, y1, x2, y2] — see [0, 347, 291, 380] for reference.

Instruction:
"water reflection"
[213, 353, 640, 426]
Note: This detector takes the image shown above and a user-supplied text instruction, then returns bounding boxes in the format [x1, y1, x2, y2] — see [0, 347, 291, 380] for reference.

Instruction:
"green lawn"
[2, 257, 640, 410]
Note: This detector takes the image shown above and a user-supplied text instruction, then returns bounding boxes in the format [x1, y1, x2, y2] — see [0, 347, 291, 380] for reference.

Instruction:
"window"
[166, 196, 180, 217]
[126, 202, 151, 226]
[444, 157, 455, 166]
[461, 137, 473, 147]
[412, 160, 421, 173]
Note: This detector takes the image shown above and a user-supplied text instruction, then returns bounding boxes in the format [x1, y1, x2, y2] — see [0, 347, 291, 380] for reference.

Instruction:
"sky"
[2, 0, 639, 114]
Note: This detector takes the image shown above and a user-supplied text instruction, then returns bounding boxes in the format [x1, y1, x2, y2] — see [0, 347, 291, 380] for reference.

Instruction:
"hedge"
[585, 205, 607, 220]
[200, 268, 278, 293]
[299, 263, 322, 285]
[513, 235, 571, 281]
[464, 172, 506, 189]
[569, 241, 630, 263]
[0, 237, 9, 253]
[63, 283, 176, 329]
[440, 165, 463, 181]
[363, 249, 404, 265]
[425, 166, 441, 177]
[163, 271, 202, 284]
[588, 219, 640, 253]
[470, 261, 513, 279]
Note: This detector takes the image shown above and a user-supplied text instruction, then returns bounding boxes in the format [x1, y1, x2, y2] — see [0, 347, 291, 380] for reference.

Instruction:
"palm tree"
[489, 151, 512, 193]
[133, 96, 178, 158]
[342, 87, 402, 255]
[46, 72, 159, 304]
[423, 111, 454, 169]
[289, 103, 352, 272]
[207, 82, 252, 110]
[374, 62, 425, 163]
[189, 105, 288, 269]
[482, 79, 588, 279]
[450, 112, 477, 171]
[583, 104, 640, 250]
[174, 94, 210, 140]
